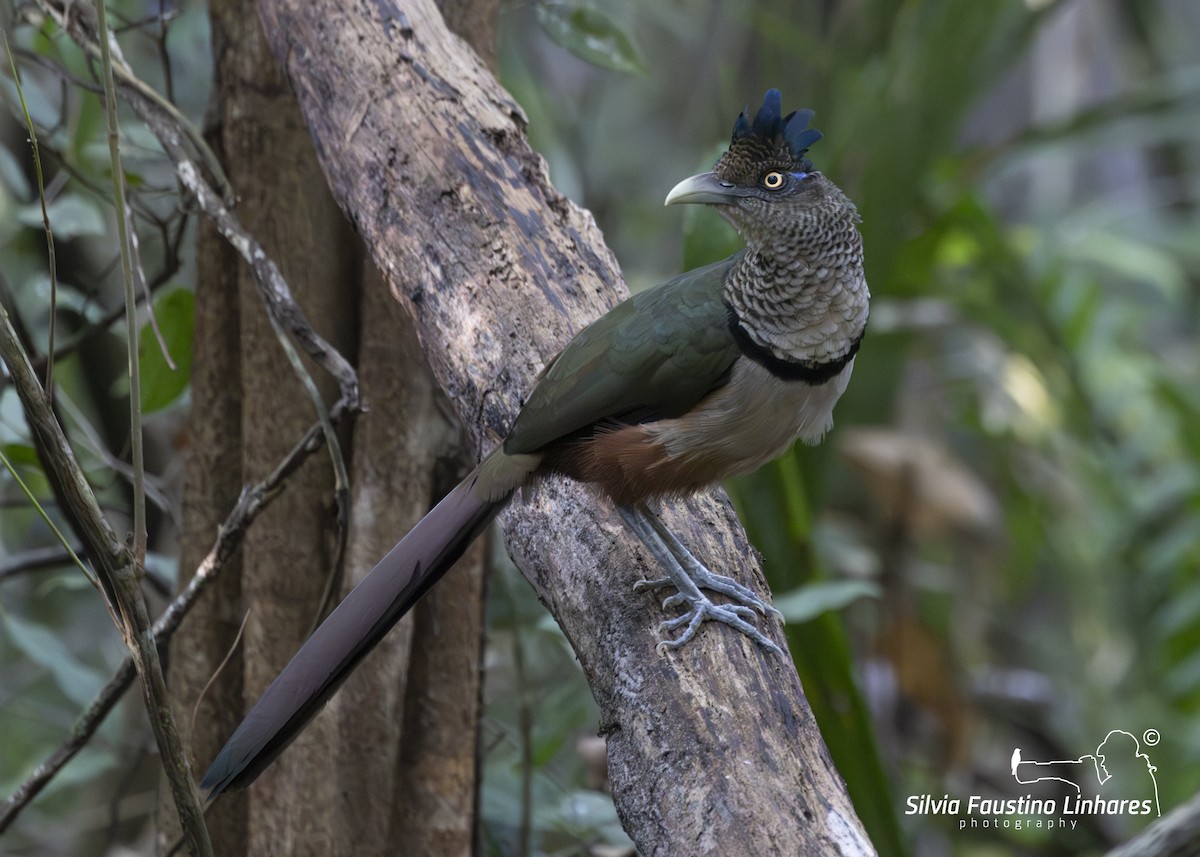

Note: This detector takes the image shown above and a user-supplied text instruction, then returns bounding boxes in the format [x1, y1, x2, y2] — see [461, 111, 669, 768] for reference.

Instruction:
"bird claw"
[621, 505, 782, 655]
[685, 566, 783, 620]
[657, 603, 757, 631]
[636, 571, 781, 620]
[660, 592, 688, 611]
[654, 597, 783, 656]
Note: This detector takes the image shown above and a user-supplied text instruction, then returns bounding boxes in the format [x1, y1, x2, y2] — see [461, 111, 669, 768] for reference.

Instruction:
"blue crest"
[732, 89, 822, 161]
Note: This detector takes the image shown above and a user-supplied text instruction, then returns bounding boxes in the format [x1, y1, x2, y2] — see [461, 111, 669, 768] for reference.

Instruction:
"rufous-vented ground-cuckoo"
[201, 89, 869, 795]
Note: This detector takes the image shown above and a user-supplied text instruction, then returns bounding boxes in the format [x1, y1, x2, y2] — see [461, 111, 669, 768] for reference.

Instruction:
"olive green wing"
[505, 253, 743, 455]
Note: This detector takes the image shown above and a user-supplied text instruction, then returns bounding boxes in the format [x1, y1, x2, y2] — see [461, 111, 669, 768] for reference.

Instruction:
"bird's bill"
[664, 171, 741, 206]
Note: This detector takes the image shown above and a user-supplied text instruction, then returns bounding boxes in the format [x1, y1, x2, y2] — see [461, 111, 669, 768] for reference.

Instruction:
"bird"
[201, 88, 869, 796]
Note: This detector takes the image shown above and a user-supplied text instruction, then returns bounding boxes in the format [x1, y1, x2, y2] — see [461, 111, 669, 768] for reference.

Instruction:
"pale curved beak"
[664, 171, 741, 206]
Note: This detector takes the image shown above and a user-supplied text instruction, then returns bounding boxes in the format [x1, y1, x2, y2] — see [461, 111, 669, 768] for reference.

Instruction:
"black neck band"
[726, 303, 863, 385]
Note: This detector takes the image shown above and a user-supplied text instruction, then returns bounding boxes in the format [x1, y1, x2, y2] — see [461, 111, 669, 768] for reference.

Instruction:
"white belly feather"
[647, 356, 855, 477]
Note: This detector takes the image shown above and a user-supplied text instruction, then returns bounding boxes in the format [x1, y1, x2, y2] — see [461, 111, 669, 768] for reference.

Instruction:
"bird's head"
[666, 89, 848, 245]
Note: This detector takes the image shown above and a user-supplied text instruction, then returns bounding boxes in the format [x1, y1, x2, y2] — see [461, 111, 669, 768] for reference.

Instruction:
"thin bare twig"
[24, 0, 233, 203]
[2, 32, 59, 395]
[16, 274, 176, 383]
[1, 43, 191, 387]
[47, 3, 357, 404]
[94, 0, 145, 564]
[190, 611, 250, 746]
[0, 545, 82, 582]
[57, 392, 177, 523]
[127, 199, 175, 370]
[36, 0, 360, 586]
[90, 0, 210, 849]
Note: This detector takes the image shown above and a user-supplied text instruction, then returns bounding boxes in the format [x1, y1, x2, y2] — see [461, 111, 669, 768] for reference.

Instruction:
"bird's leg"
[617, 504, 783, 655]
[642, 510, 785, 621]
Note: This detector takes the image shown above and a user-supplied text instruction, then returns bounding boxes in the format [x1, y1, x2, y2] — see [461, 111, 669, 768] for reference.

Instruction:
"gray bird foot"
[619, 503, 784, 655]
[634, 569, 783, 620]
[647, 591, 783, 655]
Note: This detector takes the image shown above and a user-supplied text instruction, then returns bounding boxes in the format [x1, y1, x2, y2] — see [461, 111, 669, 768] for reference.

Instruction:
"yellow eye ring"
[761, 171, 785, 190]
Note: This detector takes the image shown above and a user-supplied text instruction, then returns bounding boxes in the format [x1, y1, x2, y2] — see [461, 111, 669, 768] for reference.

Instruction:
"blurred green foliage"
[0, 0, 1197, 855]
[497, 0, 1200, 854]
[0, 2, 208, 854]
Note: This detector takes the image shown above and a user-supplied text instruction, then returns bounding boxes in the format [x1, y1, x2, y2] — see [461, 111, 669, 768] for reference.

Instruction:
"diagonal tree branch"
[1105, 791, 1200, 857]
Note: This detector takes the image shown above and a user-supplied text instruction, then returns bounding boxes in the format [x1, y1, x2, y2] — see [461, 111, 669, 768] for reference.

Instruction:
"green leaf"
[773, 579, 880, 624]
[0, 442, 50, 500]
[536, 1, 646, 74]
[2, 611, 104, 707]
[0, 443, 41, 468]
[17, 193, 106, 239]
[138, 288, 195, 413]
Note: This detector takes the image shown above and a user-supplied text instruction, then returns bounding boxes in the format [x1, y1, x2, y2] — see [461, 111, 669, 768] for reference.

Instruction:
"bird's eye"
[761, 171, 785, 190]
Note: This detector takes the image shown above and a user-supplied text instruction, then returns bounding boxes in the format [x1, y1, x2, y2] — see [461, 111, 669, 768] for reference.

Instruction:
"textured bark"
[164, 112, 248, 853]
[325, 261, 484, 856]
[166, 0, 485, 854]
[208, 4, 356, 851]
[164, 0, 353, 850]
[254, 1, 873, 854]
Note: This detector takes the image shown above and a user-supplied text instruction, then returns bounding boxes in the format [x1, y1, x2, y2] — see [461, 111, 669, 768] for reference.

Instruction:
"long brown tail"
[200, 470, 508, 796]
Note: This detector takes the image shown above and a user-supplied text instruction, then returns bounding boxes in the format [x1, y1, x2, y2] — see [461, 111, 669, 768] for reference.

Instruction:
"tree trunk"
[249, 0, 874, 854]
[164, 0, 490, 854]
